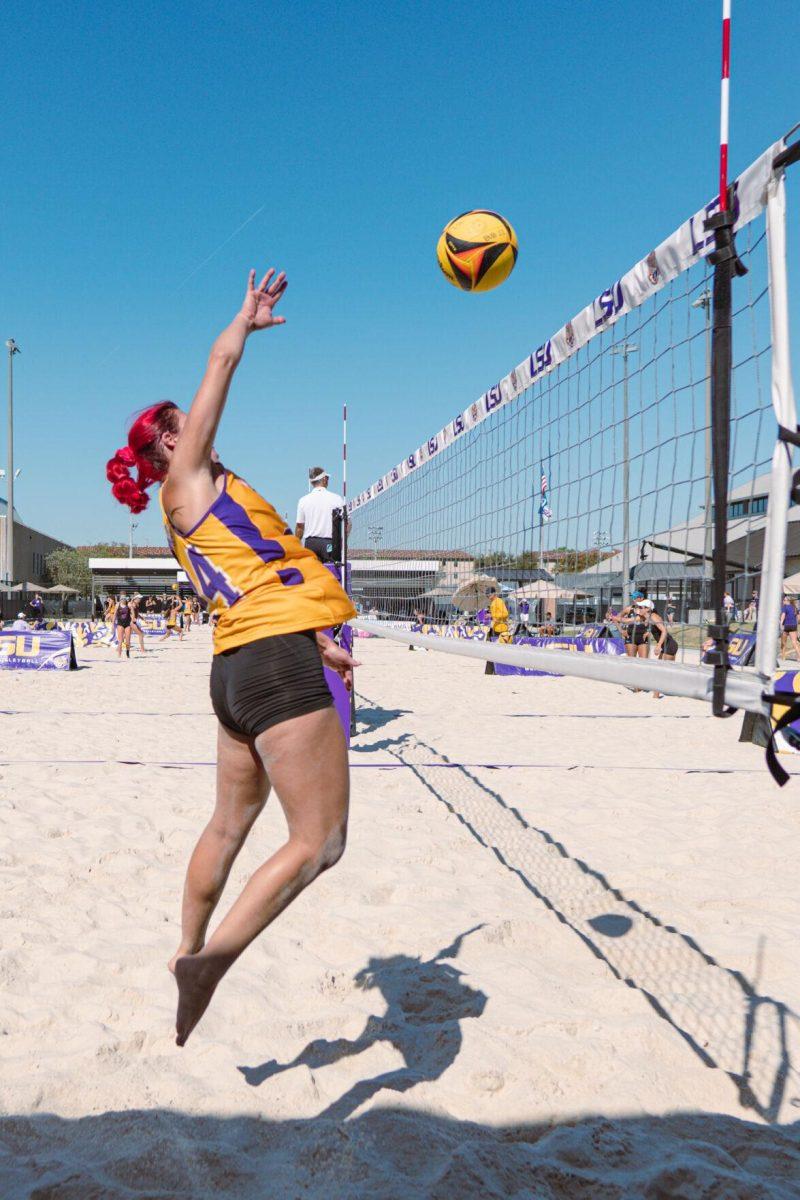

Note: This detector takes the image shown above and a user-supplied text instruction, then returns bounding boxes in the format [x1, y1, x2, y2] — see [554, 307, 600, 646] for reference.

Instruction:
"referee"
[295, 466, 349, 563]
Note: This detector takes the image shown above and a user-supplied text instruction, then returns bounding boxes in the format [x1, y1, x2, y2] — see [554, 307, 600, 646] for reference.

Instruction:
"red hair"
[106, 401, 180, 512]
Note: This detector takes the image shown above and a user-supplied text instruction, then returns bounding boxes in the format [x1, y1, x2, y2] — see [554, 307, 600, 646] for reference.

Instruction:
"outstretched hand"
[240, 268, 288, 331]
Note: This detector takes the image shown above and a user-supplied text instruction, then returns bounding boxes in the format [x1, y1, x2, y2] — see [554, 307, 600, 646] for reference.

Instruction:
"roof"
[350, 559, 440, 572]
[348, 548, 473, 561]
[78, 545, 174, 558]
[89, 557, 181, 570]
[0, 498, 22, 522]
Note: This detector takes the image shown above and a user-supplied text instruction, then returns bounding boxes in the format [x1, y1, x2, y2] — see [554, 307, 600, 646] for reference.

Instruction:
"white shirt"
[296, 486, 344, 540]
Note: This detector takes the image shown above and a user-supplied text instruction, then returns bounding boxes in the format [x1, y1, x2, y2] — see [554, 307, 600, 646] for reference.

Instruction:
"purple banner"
[702, 630, 756, 668]
[411, 622, 488, 641]
[0, 628, 77, 671]
[138, 615, 167, 637]
[323, 561, 353, 742]
[494, 634, 626, 677]
[771, 669, 800, 754]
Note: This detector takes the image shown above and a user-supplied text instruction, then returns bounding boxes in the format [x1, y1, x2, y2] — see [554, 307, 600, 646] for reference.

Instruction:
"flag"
[538, 468, 552, 524]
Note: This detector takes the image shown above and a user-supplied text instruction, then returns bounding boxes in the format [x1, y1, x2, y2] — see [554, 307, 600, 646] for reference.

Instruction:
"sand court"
[2, 630, 800, 1197]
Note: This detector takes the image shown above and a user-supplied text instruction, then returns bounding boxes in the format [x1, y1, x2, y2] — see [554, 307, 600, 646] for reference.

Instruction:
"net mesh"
[349, 159, 783, 674]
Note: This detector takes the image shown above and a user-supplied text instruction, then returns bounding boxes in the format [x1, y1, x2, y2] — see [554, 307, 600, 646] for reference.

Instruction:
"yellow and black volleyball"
[436, 210, 518, 293]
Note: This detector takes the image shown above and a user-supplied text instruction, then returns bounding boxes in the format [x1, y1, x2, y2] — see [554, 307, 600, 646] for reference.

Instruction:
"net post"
[703, 192, 747, 717]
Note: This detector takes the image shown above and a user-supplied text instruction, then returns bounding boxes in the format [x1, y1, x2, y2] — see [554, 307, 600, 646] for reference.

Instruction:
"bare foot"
[174, 954, 223, 1046]
[168, 943, 203, 975]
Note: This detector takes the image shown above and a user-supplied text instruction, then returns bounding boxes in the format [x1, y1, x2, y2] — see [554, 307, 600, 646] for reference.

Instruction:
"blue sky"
[1, 0, 798, 548]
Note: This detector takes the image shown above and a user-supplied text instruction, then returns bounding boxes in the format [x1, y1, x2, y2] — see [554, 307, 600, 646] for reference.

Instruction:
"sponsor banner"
[0, 628, 77, 670]
[494, 634, 626, 677]
[702, 630, 756, 667]
[350, 139, 783, 513]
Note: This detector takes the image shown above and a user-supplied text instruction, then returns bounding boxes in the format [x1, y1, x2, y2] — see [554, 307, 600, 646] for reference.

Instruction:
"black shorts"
[655, 635, 679, 657]
[304, 536, 336, 563]
[210, 631, 333, 739]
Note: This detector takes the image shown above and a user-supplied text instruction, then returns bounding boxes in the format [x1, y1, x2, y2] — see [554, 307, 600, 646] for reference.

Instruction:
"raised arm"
[164, 270, 286, 523]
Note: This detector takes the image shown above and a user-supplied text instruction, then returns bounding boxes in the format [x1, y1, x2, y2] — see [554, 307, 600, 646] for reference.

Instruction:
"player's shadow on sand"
[238, 927, 486, 1119]
[350, 705, 800, 1126]
[353, 693, 412, 735]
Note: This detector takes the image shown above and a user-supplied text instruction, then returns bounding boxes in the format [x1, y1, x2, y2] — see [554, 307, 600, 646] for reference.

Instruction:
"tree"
[46, 548, 92, 595]
[76, 542, 128, 557]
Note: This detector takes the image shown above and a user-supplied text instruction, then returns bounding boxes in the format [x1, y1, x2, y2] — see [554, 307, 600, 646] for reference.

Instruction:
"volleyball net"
[348, 132, 798, 719]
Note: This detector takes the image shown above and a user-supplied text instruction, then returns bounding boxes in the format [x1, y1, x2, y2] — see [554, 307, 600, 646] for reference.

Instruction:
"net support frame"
[756, 169, 796, 678]
[353, 618, 766, 713]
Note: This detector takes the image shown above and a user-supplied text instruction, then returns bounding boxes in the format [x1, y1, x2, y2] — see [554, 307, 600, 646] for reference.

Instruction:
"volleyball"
[436, 210, 518, 293]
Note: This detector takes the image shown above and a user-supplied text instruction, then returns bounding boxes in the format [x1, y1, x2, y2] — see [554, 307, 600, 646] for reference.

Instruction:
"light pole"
[368, 525, 383, 559]
[5, 340, 20, 590]
[129, 513, 138, 559]
[611, 342, 637, 606]
[692, 289, 712, 612]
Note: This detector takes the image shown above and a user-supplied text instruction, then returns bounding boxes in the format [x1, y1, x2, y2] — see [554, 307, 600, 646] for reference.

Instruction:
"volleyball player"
[641, 599, 677, 699]
[130, 595, 146, 654]
[106, 266, 357, 1046]
[115, 595, 133, 659]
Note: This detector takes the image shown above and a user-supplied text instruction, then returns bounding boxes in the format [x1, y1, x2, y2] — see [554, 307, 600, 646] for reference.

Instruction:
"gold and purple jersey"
[160, 469, 354, 654]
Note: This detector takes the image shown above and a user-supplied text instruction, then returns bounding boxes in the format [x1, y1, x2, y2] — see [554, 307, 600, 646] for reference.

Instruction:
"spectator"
[8, 612, 29, 631]
[29, 593, 44, 623]
[488, 588, 510, 642]
[780, 596, 799, 661]
[722, 591, 735, 622]
[517, 599, 531, 634]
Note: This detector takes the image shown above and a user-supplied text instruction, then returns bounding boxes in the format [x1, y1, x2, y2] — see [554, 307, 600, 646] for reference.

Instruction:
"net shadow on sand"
[353, 695, 800, 1125]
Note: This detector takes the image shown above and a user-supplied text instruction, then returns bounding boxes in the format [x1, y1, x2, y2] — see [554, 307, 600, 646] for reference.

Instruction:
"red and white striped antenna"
[719, 0, 731, 210]
[342, 402, 348, 509]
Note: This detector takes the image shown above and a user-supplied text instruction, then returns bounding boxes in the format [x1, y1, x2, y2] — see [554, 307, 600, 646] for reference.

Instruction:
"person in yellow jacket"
[488, 588, 512, 644]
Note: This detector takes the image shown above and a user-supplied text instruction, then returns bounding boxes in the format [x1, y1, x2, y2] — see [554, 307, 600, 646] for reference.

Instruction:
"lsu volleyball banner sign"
[349, 138, 783, 512]
[0, 628, 77, 671]
[139, 615, 167, 636]
[494, 633, 625, 677]
[411, 622, 488, 641]
[702, 630, 756, 668]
